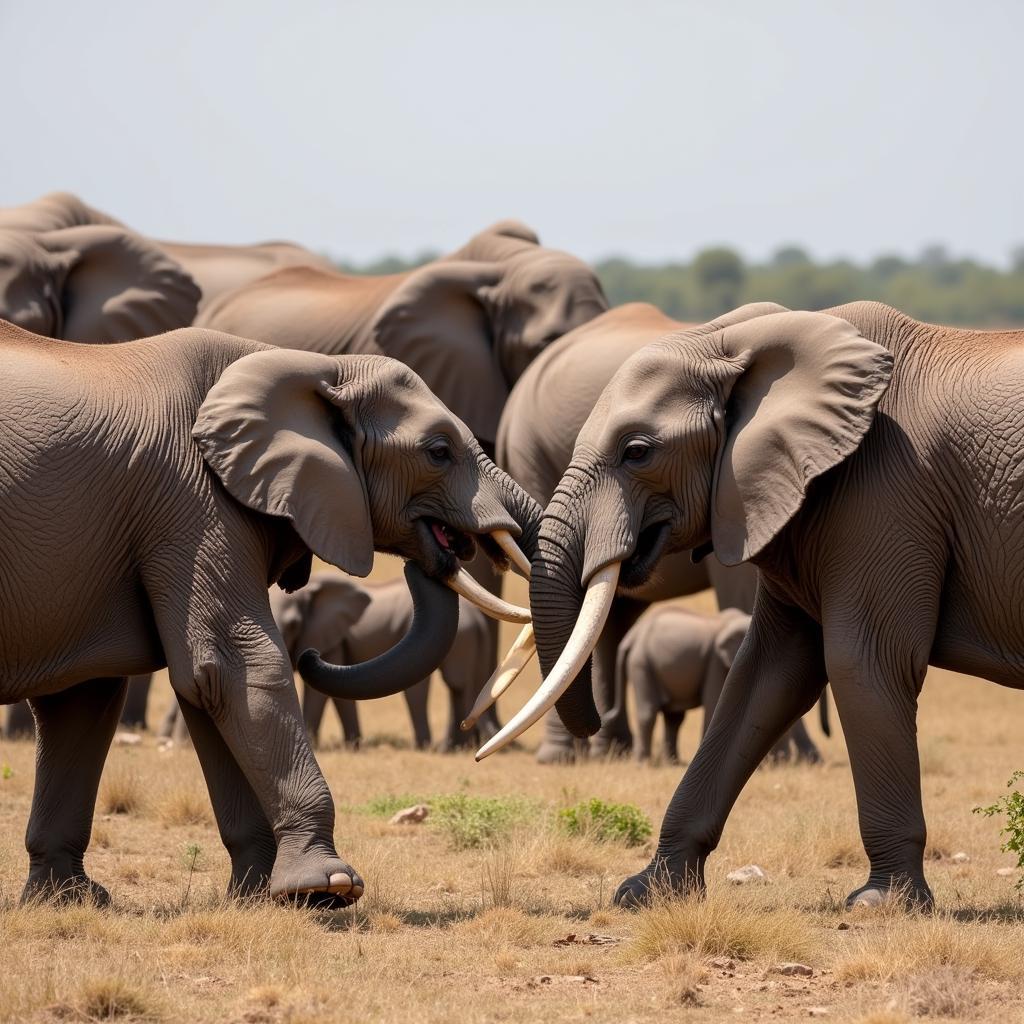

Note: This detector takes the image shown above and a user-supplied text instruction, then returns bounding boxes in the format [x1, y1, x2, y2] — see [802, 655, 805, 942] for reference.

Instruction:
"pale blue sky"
[3, 1, 1020, 265]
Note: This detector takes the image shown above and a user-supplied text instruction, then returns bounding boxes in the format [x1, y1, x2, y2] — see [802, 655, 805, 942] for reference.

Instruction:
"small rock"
[836, 921, 850, 931]
[727, 864, 769, 885]
[113, 731, 141, 746]
[710, 957, 736, 971]
[951, 851, 970, 864]
[553, 933, 620, 947]
[808, 1008, 830, 1017]
[996, 867, 1017, 877]
[388, 804, 429, 825]
[772, 963, 813, 978]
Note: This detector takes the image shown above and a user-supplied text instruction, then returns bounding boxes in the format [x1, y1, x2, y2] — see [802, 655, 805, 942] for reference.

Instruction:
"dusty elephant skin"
[497, 303, 820, 764]
[503, 299, 1024, 911]
[0, 320, 540, 907]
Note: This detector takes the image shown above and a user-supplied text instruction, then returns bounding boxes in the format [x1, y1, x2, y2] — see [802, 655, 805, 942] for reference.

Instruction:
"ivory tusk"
[491, 529, 532, 577]
[475, 562, 620, 760]
[445, 568, 532, 623]
[461, 624, 536, 731]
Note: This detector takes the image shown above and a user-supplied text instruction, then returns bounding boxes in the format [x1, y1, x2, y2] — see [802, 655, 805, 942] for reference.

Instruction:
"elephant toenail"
[327, 872, 353, 893]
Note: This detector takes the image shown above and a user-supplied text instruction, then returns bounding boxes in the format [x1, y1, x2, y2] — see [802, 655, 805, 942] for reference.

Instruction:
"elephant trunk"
[298, 562, 459, 700]
[474, 444, 543, 563]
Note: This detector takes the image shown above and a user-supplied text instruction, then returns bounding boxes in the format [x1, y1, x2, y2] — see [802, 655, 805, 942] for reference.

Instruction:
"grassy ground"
[1, 558, 1022, 1023]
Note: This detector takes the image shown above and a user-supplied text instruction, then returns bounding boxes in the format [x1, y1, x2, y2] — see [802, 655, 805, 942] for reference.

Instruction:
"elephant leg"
[159, 694, 180, 739]
[3, 699, 35, 740]
[402, 677, 432, 750]
[175, 698, 276, 896]
[590, 596, 645, 757]
[615, 589, 826, 907]
[662, 710, 685, 764]
[300, 682, 330, 747]
[22, 677, 128, 905]
[119, 674, 153, 729]
[783, 716, 821, 764]
[332, 698, 362, 750]
[827, 646, 931, 909]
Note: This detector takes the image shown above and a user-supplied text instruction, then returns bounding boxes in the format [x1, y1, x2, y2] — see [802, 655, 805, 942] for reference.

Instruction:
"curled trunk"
[298, 562, 459, 700]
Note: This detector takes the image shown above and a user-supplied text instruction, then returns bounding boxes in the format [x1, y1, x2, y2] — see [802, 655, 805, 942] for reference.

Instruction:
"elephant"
[615, 606, 752, 763]
[483, 298, 1024, 912]
[0, 191, 331, 316]
[496, 302, 822, 763]
[0, 316, 540, 906]
[295, 581, 494, 752]
[158, 576, 494, 753]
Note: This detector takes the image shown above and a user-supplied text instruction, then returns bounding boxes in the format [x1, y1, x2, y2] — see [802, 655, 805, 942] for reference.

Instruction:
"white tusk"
[491, 529, 532, 577]
[461, 624, 536, 731]
[446, 568, 531, 623]
[475, 562, 620, 760]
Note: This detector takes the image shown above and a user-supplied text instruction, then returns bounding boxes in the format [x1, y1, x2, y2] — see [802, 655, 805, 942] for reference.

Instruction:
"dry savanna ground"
[1, 557, 1023, 1023]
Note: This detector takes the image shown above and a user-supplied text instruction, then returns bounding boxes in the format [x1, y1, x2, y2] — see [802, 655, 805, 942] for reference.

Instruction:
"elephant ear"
[713, 611, 750, 668]
[39, 225, 200, 341]
[299, 577, 373, 659]
[710, 310, 893, 565]
[192, 348, 375, 577]
[370, 260, 507, 444]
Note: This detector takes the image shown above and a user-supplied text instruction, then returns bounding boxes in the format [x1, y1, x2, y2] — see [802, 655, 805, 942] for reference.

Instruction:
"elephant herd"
[1, 192, 1023, 915]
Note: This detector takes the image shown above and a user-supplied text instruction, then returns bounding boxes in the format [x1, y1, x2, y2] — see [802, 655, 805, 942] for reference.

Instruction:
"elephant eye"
[622, 441, 652, 465]
[427, 441, 454, 466]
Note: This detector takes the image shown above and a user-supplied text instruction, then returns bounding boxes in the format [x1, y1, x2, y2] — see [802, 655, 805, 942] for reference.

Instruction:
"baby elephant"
[617, 606, 823, 764]
[295, 577, 493, 752]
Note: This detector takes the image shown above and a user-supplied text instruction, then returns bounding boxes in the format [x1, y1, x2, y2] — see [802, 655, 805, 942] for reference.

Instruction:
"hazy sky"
[3, 1, 1021, 265]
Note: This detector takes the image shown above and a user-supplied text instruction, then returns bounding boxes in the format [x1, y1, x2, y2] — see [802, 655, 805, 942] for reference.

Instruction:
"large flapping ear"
[370, 260, 508, 444]
[192, 348, 375, 577]
[299, 577, 373, 659]
[709, 310, 893, 565]
[39, 225, 200, 341]
[0, 191, 124, 232]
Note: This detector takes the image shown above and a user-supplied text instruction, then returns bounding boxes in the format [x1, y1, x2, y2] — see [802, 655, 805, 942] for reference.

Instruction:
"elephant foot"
[846, 875, 933, 912]
[613, 857, 703, 909]
[270, 845, 364, 907]
[22, 870, 111, 907]
[535, 739, 579, 764]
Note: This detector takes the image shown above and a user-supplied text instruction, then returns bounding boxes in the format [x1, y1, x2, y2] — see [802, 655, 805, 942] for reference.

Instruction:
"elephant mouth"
[418, 517, 477, 577]
[619, 520, 672, 589]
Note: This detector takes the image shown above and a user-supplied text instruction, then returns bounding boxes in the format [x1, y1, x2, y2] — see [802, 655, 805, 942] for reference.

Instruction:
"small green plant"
[359, 793, 429, 818]
[1, 762, 12, 780]
[559, 798, 652, 847]
[431, 794, 537, 850]
[974, 770, 1024, 889]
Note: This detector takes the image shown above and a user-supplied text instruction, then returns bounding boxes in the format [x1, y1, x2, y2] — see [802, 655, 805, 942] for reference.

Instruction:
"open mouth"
[419, 517, 477, 573]
[620, 520, 672, 588]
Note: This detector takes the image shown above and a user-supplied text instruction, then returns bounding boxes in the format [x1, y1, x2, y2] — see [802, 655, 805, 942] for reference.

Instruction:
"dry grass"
[1, 559, 1023, 1021]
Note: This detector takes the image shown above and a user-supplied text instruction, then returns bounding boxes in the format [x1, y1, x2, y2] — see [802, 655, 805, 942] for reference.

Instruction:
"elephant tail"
[819, 686, 831, 737]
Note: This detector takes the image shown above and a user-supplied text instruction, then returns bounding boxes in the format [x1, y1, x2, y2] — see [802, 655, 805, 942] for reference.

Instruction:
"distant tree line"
[338, 244, 1024, 327]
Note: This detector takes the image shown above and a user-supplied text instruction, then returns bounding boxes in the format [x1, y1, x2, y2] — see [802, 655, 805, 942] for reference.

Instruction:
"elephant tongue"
[431, 522, 452, 550]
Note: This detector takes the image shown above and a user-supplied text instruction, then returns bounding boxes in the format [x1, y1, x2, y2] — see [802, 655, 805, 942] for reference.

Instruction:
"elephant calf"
[0, 319, 540, 906]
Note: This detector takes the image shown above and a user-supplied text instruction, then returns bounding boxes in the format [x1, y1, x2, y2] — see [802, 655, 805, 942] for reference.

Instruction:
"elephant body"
[289, 577, 492, 751]
[518, 299, 1024, 911]
[497, 303, 819, 762]
[617, 606, 751, 763]
[0, 319, 540, 906]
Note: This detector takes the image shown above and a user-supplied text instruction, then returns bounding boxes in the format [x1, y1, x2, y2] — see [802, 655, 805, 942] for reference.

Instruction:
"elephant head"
[192, 349, 542, 701]
[477, 304, 893, 757]
[0, 191, 124, 233]
[369, 220, 609, 447]
[273, 575, 373, 665]
[0, 224, 200, 341]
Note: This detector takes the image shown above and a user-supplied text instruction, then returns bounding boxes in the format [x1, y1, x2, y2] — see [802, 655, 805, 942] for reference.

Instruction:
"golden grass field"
[1, 557, 1023, 1023]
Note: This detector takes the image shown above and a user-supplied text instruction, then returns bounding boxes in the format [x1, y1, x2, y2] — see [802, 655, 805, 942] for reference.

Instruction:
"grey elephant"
[483, 299, 1024, 912]
[0, 191, 330, 316]
[0, 317, 539, 906]
[615, 606, 752, 763]
[496, 302, 821, 763]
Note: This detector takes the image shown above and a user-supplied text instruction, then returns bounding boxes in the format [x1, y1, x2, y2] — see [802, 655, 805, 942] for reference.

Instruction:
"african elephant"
[0, 317, 539, 906]
[287, 579, 491, 751]
[0, 191, 330, 314]
[484, 299, 1024, 912]
[497, 303, 821, 763]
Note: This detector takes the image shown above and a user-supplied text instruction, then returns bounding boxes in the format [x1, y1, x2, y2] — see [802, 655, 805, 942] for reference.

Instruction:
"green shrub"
[974, 770, 1024, 889]
[358, 794, 428, 818]
[559, 798, 652, 847]
[431, 794, 537, 850]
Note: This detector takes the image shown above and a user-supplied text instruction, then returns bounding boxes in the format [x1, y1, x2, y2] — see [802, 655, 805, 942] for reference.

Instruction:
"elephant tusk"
[461, 624, 536, 731]
[475, 562, 620, 760]
[491, 529, 532, 577]
[445, 568, 532, 624]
